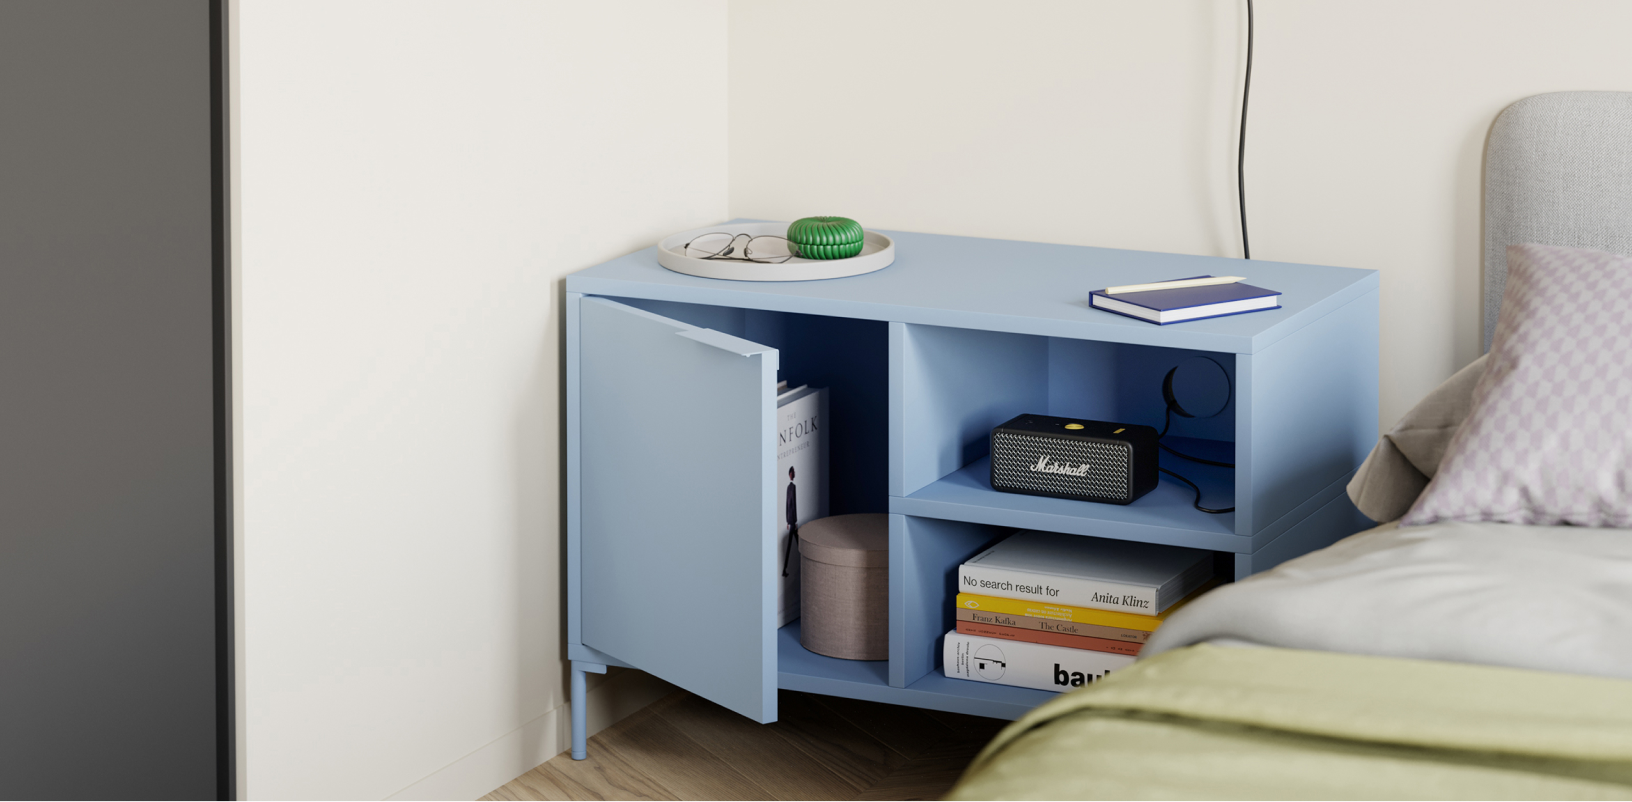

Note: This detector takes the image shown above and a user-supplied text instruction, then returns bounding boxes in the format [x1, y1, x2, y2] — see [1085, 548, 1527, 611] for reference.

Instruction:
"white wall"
[238, 2, 723, 798]
[730, 0, 1632, 427]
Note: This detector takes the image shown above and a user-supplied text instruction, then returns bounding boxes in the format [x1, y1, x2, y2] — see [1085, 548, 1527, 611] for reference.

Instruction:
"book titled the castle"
[776, 382, 828, 627]
[1091, 276, 1280, 325]
[959, 531, 1215, 614]
[943, 631, 1135, 692]
[955, 619, 1141, 656]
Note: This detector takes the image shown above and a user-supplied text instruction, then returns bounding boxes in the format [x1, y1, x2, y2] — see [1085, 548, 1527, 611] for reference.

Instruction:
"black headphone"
[1162, 356, 1232, 419]
[1157, 356, 1236, 513]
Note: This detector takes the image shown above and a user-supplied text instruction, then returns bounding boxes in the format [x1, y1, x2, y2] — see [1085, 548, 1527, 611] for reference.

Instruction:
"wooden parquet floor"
[482, 689, 1008, 801]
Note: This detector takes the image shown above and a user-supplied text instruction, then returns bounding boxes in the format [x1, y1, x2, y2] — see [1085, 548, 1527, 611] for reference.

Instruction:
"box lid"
[799, 514, 888, 568]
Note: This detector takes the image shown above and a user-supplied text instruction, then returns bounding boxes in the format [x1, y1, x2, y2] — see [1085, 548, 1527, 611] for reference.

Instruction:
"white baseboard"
[385, 669, 675, 801]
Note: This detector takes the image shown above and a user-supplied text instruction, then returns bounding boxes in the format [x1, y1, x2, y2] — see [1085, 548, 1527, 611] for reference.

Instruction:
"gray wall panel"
[0, 2, 221, 798]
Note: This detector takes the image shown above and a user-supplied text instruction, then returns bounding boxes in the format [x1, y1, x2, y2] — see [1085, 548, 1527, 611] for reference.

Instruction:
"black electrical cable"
[1156, 402, 1236, 513]
[1159, 468, 1235, 514]
[1238, 0, 1254, 260]
[1157, 7, 1252, 510]
[1162, 441, 1235, 469]
[1156, 407, 1236, 469]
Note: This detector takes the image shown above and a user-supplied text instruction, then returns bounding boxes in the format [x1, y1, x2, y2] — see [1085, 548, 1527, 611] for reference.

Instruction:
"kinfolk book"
[943, 631, 1134, 692]
[959, 531, 1214, 614]
[776, 384, 828, 627]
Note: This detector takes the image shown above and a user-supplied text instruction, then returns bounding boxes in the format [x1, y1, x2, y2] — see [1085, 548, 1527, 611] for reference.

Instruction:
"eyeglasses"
[681, 232, 797, 264]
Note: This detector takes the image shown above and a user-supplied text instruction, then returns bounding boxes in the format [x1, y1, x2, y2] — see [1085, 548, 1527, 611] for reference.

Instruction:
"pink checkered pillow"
[1402, 243, 1632, 527]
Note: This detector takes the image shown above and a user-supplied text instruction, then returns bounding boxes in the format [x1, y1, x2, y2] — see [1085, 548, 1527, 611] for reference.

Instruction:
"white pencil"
[1104, 276, 1246, 295]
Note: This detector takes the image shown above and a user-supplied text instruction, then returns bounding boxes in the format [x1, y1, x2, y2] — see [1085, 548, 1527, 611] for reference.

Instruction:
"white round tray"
[656, 222, 894, 282]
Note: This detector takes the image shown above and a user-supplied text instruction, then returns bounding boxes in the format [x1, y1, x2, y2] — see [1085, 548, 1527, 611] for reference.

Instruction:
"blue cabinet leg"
[570, 667, 588, 760]
[569, 660, 607, 760]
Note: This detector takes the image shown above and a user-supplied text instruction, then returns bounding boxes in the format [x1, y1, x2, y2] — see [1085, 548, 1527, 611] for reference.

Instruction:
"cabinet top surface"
[566, 222, 1378, 352]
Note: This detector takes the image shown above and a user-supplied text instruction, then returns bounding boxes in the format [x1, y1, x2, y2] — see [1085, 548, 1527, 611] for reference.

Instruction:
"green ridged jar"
[787, 216, 865, 260]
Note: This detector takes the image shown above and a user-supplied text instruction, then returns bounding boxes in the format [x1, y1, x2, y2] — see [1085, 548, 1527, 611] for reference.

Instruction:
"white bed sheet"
[1143, 520, 1632, 680]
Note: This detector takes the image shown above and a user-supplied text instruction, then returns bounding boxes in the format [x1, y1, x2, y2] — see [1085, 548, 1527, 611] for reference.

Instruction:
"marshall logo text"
[1029, 455, 1092, 476]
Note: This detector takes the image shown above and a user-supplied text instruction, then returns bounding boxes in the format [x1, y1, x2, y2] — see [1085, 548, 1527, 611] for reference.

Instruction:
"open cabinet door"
[576, 297, 778, 723]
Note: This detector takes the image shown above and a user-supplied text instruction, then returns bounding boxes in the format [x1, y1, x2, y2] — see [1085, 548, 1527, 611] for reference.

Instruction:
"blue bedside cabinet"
[562, 224, 1379, 759]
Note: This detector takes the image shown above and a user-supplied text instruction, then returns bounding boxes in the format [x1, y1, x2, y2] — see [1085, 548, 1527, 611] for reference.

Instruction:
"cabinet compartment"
[892, 516, 1004, 689]
[891, 323, 1243, 550]
[892, 516, 1235, 702]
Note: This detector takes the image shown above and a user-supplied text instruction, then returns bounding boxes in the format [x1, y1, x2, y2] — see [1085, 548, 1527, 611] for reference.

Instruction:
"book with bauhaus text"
[959, 530, 1214, 614]
[943, 631, 1134, 692]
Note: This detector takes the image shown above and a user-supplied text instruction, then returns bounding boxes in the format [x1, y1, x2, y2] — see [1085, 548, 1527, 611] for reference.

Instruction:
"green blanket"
[947, 645, 1632, 800]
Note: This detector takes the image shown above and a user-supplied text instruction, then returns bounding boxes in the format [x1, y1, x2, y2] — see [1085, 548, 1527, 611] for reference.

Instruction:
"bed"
[947, 92, 1632, 800]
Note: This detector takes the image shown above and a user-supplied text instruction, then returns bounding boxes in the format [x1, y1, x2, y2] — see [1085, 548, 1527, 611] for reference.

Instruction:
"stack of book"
[942, 531, 1217, 692]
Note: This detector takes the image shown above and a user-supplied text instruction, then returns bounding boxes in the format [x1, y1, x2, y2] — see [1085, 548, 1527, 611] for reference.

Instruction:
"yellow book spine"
[955, 580, 1219, 632]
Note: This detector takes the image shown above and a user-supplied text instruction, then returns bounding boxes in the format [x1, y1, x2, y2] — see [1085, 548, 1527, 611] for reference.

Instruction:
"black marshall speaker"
[989, 414, 1159, 505]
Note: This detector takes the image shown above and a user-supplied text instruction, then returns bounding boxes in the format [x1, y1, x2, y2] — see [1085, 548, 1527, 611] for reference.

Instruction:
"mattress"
[1144, 520, 1632, 681]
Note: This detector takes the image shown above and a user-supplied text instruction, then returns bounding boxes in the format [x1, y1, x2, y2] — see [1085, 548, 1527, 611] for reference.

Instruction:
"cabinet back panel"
[894, 324, 1049, 496]
[1046, 338, 1236, 442]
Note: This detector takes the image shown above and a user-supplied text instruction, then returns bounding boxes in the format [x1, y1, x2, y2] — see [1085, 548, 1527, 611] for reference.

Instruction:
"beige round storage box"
[799, 514, 888, 661]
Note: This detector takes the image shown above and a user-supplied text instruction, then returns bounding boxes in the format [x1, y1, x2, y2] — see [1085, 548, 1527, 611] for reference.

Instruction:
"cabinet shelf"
[892, 445, 1242, 552]
[777, 622, 1056, 719]
[776, 621, 890, 692]
[901, 671, 1059, 720]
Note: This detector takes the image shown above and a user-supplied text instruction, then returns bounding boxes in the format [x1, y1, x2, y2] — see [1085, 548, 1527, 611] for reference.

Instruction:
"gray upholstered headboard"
[1483, 91, 1632, 351]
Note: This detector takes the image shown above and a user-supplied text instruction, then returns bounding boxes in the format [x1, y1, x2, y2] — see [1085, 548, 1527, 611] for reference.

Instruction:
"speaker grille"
[991, 431, 1132, 501]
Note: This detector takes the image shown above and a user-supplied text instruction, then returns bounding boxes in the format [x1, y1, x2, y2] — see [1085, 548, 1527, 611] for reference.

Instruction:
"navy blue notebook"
[1090, 276, 1281, 325]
